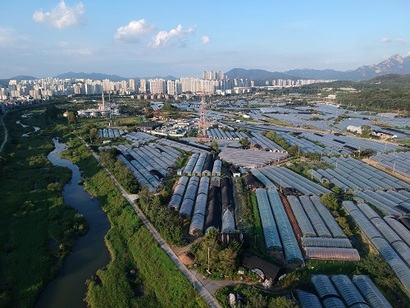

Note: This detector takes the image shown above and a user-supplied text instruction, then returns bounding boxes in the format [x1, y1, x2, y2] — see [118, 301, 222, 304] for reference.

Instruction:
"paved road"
[84, 142, 221, 308]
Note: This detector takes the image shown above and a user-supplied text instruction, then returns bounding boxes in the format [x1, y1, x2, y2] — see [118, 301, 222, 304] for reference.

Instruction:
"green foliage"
[0, 107, 88, 307]
[67, 146, 205, 307]
[210, 139, 219, 152]
[137, 187, 186, 245]
[215, 285, 297, 308]
[251, 193, 266, 255]
[191, 229, 241, 276]
[47, 182, 63, 192]
[239, 137, 250, 148]
[320, 193, 339, 211]
[99, 149, 139, 194]
[264, 130, 290, 150]
[360, 125, 372, 138]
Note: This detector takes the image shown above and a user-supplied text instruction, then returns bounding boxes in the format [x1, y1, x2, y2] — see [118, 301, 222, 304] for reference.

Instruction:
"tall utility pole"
[197, 92, 208, 140]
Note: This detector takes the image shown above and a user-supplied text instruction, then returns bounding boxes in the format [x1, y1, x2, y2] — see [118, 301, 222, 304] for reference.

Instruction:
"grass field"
[0, 107, 87, 306]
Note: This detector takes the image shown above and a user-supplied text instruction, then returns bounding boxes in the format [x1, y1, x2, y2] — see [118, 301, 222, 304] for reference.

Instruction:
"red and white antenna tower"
[198, 92, 208, 139]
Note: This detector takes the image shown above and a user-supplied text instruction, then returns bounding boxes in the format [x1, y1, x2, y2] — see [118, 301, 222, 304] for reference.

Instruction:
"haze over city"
[1, 0, 410, 78]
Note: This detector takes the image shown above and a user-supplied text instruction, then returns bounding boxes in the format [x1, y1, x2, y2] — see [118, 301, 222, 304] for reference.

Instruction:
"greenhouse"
[250, 168, 276, 188]
[299, 195, 332, 238]
[204, 186, 222, 231]
[321, 297, 346, 308]
[295, 289, 322, 308]
[301, 237, 352, 248]
[179, 176, 200, 218]
[192, 152, 207, 176]
[305, 247, 360, 261]
[287, 195, 317, 237]
[221, 209, 235, 233]
[311, 275, 340, 300]
[197, 176, 210, 196]
[212, 159, 222, 176]
[331, 275, 367, 307]
[255, 188, 282, 252]
[352, 275, 392, 308]
[309, 195, 347, 238]
[384, 216, 410, 247]
[183, 153, 199, 176]
[267, 189, 304, 265]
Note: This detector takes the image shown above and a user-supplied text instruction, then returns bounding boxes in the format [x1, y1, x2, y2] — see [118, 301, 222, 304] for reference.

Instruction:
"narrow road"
[83, 140, 221, 308]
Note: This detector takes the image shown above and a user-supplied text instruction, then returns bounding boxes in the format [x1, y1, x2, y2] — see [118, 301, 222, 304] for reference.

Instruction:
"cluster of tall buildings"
[0, 70, 331, 101]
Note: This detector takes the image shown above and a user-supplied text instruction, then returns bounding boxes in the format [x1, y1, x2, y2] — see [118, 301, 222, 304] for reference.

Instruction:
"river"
[35, 138, 110, 308]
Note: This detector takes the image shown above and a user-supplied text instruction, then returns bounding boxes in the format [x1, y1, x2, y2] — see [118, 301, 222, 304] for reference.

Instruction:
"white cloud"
[201, 35, 210, 45]
[114, 19, 154, 43]
[149, 24, 195, 48]
[64, 47, 92, 56]
[0, 28, 15, 45]
[381, 36, 406, 44]
[33, 1, 85, 29]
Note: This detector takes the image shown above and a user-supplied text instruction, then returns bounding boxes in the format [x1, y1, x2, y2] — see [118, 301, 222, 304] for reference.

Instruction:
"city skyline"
[1, 0, 410, 78]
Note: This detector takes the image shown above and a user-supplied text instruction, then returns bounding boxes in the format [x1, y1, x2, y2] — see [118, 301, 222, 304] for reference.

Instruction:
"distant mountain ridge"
[225, 54, 410, 82]
[55, 72, 127, 82]
[2, 54, 410, 83]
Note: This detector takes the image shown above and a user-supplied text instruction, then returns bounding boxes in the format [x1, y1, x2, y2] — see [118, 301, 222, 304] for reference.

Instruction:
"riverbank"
[60, 137, 207, 307]
[34, 138, 110, 308]
[0, 107, 89, 306]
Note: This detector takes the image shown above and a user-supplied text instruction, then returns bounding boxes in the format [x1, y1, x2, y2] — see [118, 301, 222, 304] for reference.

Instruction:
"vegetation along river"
[35, 138, 110, 307]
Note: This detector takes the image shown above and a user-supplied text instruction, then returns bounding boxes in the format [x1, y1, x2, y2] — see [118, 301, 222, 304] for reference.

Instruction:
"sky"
[1, 0, 410, 78]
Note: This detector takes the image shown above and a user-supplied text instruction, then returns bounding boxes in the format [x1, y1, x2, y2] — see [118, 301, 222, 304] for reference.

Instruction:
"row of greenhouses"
[342, 200, 410, 296]
[285, 195, 359, 261]
[168, 174, 236, 236]
[124, 130, 157, 144]
[98, 128, 127, 139]
[318, 157, 410, 192]
[182, 153, 221, 177]
[249, 132, 287, 153]
[356, 190, 410, 216]
[115, 142, 181, 192]
[369, 151, 410, 178]
[207, 127, 247, 140]
[159, 138, 210, 154]
[251, 166, 331, 195]
[255, 188, 304, 265]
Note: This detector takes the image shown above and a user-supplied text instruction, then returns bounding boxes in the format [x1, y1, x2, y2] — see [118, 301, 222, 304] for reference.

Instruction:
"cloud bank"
[149, 24, 195, 48]
[114, 19, 154, 43]
[33, 1, 85, 29]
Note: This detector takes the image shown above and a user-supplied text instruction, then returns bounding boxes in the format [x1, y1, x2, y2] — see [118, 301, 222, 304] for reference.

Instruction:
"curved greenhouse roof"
[352, 275, 392, 308]
[305, 247, 360, 261]
[256, 188, 282, 251]
[331, 274, 367, 307]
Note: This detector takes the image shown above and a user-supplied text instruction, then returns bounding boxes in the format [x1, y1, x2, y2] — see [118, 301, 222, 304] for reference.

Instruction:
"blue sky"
[1, 0, 409, 78]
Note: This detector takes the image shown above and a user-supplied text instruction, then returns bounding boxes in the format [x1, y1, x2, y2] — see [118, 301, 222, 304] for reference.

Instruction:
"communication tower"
[198, 92, 208, 140]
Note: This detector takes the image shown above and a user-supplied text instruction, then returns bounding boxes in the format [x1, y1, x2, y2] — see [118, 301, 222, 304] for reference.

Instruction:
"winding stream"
[35, 138, 110, 308]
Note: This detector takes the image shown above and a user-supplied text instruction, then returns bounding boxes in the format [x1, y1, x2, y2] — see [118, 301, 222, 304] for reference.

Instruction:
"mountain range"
[225, 54, 410, 83]
[2, 54, 410, 85]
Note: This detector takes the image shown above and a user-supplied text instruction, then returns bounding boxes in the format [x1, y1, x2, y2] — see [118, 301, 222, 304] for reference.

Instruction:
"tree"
[320, 193, 339, 211]
[210, 140, 219, 152]
[218, 246, 238, 275]
[239, 137, 250, 148]
[66, 111, 77, 124]
[360, 125, 372, 138]
[89, 128, 98, 143]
